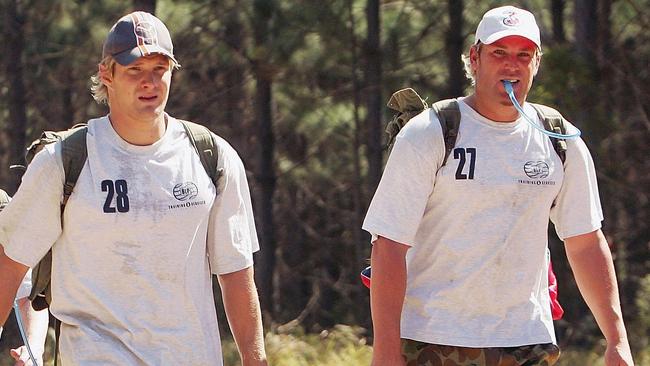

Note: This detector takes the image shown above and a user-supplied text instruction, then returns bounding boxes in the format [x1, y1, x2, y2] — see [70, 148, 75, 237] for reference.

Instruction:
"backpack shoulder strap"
[28, 124, 87, 308]
[179, 120, 222, 187]
[60, 125, 89, 206]
[529, 103, 568, 164]
[431, 99, 461, 166]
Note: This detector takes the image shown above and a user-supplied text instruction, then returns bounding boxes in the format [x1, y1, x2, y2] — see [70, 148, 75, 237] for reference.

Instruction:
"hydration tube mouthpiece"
[502, 80, 581, 139]
[13, 299, 39, 366]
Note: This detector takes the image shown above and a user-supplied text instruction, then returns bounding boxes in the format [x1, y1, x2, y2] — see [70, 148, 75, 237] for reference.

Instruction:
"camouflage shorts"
[401, 339, 560, 366]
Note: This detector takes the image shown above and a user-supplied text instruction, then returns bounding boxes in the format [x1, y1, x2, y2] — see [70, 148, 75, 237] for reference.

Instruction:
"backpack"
[385, 88, 568, 164]
[366, 87, 567, 320]
[22, 120, 222, 310]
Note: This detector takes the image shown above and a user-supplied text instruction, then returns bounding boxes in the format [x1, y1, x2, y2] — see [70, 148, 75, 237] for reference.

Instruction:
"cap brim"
[113, 46, 178, 66]
[481, 30, 540, 49]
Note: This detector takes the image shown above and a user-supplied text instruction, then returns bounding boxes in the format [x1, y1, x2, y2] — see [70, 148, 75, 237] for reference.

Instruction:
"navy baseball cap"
[102, 11, 178, 66]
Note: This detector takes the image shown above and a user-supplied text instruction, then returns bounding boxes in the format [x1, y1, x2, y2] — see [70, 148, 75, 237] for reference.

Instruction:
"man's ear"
[469, 45, 480, 71]
[533, 54, 541, 77]
[99, 64, 113, 88]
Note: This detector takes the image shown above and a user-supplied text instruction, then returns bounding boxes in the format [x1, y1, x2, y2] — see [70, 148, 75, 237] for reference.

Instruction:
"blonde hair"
[461, 42, 542, 85]
[90, 56, 117, 105]
[89, 55, 180, 105]
[462, 44, 482, 86]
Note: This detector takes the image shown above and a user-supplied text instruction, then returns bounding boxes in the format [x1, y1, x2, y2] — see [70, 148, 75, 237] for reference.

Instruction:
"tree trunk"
[3, 0, 28, 194]
[574, 0, 598, 59]
[550, 0, 566, 43]
[132, 0, 156, 13]
[364, 0, 382, 191]
[222, 6, 248, 156]
[445, 0, 465, 98]
[61, 66, 75, 130]
[572, 0, 601, 138]
[251, 0, 277, 321]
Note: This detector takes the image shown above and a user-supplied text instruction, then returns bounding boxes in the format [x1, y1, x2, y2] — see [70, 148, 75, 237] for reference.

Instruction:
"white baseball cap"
[475, 6, 541, 49]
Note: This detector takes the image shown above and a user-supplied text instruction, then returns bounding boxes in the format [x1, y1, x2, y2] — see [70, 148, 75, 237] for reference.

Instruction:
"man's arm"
[10, 297, 49, 366]
[0, 245, 29, 326]
[564, 229, 634, 366]
[370, 236, 409, 366]
[218, 266, 267, 366]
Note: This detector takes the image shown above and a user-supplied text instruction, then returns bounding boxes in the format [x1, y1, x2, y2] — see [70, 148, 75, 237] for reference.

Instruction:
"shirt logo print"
[523, 161, 550, 179]
[173, 182, 198, 201]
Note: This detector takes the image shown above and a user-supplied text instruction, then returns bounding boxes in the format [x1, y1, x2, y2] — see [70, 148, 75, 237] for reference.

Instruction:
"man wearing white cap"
[0, 11, 267, 365]
[364, 5, 634, 366]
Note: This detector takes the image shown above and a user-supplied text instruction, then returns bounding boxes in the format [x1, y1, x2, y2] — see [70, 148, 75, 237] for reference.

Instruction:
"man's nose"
[502, 55, 520, 71]
[141, 71, 157, 87]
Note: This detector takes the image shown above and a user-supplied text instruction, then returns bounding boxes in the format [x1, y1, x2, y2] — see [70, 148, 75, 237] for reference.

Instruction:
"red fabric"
[360, 266, 371, 288]
[548, 260, 564, 320]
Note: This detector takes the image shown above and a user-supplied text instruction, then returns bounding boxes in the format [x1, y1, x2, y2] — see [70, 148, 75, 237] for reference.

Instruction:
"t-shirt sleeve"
[0, 145, 64, 267]
[362, 110, 443, 246]
[207, 138, 260, 275]
[550, 135, 603, 240]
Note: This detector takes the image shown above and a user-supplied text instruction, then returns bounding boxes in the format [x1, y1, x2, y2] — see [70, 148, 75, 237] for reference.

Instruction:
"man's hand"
[10, 346, 43, 366]
[604, 339, 634, 366]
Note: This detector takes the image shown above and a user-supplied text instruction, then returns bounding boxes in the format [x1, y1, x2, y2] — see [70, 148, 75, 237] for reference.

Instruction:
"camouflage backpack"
[17, 121, 222, 311]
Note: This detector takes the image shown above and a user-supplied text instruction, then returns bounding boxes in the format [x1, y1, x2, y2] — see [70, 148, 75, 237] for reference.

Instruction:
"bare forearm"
[219, 266, 267, 365]
[565, 230, 628, 343]
[370, 237, 409, 361]
[18, 297, 49, 355]
[0, 246, 29, 326]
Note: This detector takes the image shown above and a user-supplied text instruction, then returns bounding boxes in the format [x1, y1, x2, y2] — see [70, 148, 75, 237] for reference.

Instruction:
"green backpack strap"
[431, 99, 461, 167]
[29, 125, 88, 310]
[179, 120, 222, 187]
[386, 88, 428, 150]
[60, 125, 89, 206]
[530, 103, 569, 164]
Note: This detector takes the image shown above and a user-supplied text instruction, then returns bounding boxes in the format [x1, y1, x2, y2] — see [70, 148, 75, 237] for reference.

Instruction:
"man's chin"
[137, 106, 166, 119]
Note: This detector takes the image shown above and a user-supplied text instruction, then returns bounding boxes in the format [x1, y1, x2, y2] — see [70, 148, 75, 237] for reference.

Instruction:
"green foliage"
[222, 325, 372, 366]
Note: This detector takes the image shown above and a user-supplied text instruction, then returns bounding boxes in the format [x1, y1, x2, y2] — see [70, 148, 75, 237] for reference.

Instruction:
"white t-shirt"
[363, 98, 603, 347]
[0, 116, 259, 365]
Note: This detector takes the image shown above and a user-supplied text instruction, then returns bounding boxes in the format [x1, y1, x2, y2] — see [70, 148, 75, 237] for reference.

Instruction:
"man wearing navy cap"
[0, 11, 267, 365]
[365, 5, 634, 365]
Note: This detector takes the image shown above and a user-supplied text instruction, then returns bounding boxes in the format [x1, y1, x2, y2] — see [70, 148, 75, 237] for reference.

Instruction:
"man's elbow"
[0, 245, 29, 281]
